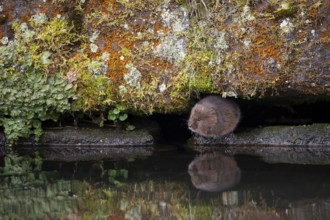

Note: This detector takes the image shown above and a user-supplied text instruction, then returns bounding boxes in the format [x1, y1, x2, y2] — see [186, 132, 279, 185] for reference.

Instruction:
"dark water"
[1, 145, 330, 219]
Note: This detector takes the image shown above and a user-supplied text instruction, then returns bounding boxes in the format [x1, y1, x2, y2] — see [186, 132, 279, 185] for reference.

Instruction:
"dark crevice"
[151, 97, 330, 143]
[40, 96, 330, 144]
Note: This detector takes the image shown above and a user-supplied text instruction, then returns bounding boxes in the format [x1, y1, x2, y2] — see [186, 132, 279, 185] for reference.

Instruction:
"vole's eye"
[197, 117, 201, 121]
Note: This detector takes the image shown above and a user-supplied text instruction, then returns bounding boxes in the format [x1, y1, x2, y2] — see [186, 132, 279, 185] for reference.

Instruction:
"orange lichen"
[320, 25, 330, 42]
[83, 28, 135, 80]
[17, 2, 58, 21]
[103, 32, 133, 78]
[82, 0, 169, 83]
[0, 5, 13, 39]
[307, 1, 326, 27]
[5, 1, 66, 24]
[2, 5, 14, 21]
[20, 10, 33, 23]
[319, 2, 330, 42]
[153, 20, 170, 35]
[243, 21, 284, 76]
[0, 5, 13, 34]
[33, 2, 54, 16]
[85, 0, 119, 15]
[140, 57, 174, 80]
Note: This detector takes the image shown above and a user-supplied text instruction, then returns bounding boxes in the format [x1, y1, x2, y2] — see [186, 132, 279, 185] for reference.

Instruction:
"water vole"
[188, 153, 241, 192]
[188, 95, 241, 138]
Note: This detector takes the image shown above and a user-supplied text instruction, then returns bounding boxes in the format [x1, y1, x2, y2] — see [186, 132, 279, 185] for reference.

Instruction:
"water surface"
[1, 145, 330, 219]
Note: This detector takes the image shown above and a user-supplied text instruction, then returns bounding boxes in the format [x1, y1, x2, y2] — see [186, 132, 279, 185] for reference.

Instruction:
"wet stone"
[12, 127, 154, 161]
[19, 127, 154, 147]
[187, 123, 330, 164]
[189, 123, 330, 146]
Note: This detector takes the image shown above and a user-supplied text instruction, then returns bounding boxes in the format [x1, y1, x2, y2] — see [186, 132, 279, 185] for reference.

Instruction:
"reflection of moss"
[1, 155, 288, 219]
[0, 154, 77, 219]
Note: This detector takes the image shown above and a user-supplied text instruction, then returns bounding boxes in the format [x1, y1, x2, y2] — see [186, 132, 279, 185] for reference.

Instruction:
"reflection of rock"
[213, 205, 280, 220]
[285, 199, 330, 220]
[188, 153, 241, 192]
[213, 198, 330, 220]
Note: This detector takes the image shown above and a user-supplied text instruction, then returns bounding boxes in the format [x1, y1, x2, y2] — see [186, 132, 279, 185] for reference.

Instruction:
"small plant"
[107, 105, 128, 124]
[0, 14, 79, 145]
[0, 73, 75, 144]
[107, 168, 128, 188]
[107, 105, 136, 130]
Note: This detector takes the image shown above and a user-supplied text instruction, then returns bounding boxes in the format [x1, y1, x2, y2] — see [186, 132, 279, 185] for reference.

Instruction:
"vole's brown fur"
[188, 95, 241, 138]
[188, 153, 241, 192]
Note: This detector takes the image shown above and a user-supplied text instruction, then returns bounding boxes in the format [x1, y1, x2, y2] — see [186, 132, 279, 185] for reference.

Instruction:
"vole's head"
[188, 153, 241, 192]
[188, 104, 218, 137]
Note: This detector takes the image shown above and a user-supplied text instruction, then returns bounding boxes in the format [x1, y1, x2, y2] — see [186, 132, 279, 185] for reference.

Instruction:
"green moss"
[273, 1, 296, 19]
[174, 18, 227, 96]
[173, 1, 305, 99]
[67, 52, 115, 111]
[11, 14, 81, 74]
[52, 0, 85, 4]
[116, 0, 152, 10]
[0, 14, 80, 144]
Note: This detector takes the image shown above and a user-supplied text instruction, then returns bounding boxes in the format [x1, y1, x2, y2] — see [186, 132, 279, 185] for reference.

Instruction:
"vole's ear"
[194, 104, 204, 111]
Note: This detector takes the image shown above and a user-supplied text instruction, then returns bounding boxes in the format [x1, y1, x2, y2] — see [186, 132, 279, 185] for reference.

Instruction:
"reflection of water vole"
[188, 95, 241, 138]
[188, 153, 241, 192]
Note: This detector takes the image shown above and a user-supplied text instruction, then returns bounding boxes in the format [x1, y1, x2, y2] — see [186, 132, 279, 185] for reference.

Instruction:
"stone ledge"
[187, 123, 330, 164]
[23, 127, 154, 147]
[1, 127, 154, 160]
[189, 123, 330, 146]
